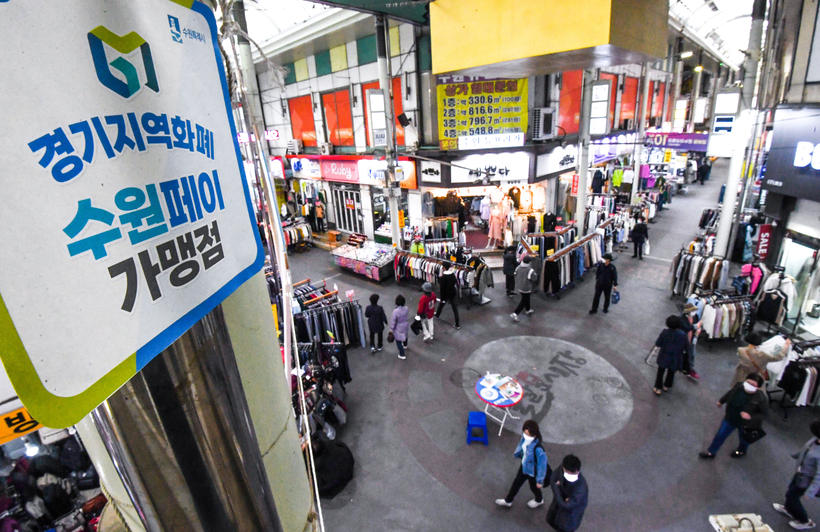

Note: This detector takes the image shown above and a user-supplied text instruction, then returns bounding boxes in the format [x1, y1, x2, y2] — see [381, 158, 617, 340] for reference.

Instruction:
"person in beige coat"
[731, 332, 791, 386]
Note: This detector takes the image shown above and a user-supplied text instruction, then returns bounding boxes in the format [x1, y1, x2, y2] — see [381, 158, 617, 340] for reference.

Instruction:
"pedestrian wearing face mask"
[546, 454, 589, 532]
[495, 420, 549, 509]
[699, 373, 769, 459]
[773, 419, 820, 530]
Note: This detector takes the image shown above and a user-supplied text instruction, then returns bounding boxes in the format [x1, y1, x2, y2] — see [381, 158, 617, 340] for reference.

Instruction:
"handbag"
[741, 425, 767, 444]
[643, 240, 651, 256]
[410, 316, 422, 335]
[611, 290, 620, 305]
[387, 331, 395, 343]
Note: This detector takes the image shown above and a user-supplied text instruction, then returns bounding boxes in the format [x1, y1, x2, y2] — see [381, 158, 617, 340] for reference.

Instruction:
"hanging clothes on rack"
[294, 300, 366, 348]
[669, 251, 728, 296]
[282, 221, 313, 246]
[422, 239, 460, 260]
[689, 294, 754, 340]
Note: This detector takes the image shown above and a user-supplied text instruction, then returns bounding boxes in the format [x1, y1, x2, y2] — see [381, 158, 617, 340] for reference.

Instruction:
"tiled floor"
[290, 161, 820, 531]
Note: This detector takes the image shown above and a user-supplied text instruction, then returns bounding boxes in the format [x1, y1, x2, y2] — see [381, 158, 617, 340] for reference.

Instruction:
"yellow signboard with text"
[437, 78, 528, 150]
[0, 407, 42, 446]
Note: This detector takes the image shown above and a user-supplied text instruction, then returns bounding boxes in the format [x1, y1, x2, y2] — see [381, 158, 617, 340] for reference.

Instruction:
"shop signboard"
[536, 144, 578, 177]
[757, 224, 772, 259]
[291, 158, 322, 179]
[571, 174, 579, 197]
[762, 106, 820, 202]
[321, 160, 359, 183]
[0, 0, 264, 427]
[0, 407, 42, 446]
[591, 133, 636, 165]
[358, 159, 417, 189]
[457, 133, 525, 151]
[420, 161, 442, 183]
[450, 151, 530, 184]
[437, 78, 529, 151]
[645, 132, 709, 152]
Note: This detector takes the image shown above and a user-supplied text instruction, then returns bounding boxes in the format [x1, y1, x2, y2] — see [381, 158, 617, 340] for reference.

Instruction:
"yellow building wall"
[431, 0, 667, 75]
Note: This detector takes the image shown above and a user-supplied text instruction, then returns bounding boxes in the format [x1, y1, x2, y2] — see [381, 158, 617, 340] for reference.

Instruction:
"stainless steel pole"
[91, 305, 284, 532]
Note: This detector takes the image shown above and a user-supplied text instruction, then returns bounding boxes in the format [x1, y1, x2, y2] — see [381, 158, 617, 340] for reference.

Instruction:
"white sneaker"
[525, 309, 534, 315]
[494, 499, 512, 507]
[510, 313, 519, 322]
[790, 520, 816, 530]
[398, 353, 406, 360]
[527, 499, 544, 509]
[774, 503, 794, 519]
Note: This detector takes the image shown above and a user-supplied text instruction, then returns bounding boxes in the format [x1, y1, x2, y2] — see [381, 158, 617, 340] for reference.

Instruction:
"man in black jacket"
[631, 217, 649, 259]
[547, 455, 589, 532]
[435, 265, 460, 329]
[590, 254, 618, 314]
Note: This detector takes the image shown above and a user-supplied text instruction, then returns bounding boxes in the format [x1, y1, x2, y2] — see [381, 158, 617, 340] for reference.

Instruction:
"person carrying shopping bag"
[418, 282, 436, 341]
[699, 373, 769, 459]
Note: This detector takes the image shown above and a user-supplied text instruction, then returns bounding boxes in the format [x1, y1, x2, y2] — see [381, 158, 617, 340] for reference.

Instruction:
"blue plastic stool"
[467, 411, 489, 446]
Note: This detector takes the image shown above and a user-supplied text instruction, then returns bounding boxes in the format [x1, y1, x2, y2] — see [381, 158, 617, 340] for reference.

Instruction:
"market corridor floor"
[291, 162, 820, 531]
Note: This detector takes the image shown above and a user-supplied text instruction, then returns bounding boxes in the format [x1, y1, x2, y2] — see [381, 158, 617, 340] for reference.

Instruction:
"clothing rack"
[293, 278, 312, 288]
[304, 290, 338, 305]
[300, 299, 359, 314]
[423, 237, 459, 243]
[527, 222, 577, 238]
[546, 218, 614, 262]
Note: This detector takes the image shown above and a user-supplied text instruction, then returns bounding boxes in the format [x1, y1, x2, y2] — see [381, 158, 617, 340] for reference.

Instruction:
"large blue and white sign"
[0, 0, 263, 427]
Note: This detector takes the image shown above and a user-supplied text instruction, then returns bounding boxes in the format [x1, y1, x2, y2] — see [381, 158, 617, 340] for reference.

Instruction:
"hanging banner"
[0, 0, 263, 428]
[438, 78, 528, 151]
[756, 224, 772, 259]
[646, 132, 710, 152]
[571, 174, 580, 197]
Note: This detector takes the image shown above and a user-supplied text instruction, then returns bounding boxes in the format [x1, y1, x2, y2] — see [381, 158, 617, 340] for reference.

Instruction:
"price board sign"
[438, 79, 528, 151]
[0, 0, 263, 427]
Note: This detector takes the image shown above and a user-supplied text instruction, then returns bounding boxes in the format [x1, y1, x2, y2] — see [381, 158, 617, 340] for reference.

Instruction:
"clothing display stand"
[767, 339, 820, 419]
[542, 217, 613, 299]
[523, 222, 577, 261]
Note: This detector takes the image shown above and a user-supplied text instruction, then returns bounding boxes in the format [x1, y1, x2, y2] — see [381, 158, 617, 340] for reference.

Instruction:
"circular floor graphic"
[463, 336, 634, 444]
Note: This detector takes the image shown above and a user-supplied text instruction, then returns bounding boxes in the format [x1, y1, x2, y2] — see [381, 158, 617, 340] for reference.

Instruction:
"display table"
[331, 242, 395, 282]
[475, 373, 523, 436]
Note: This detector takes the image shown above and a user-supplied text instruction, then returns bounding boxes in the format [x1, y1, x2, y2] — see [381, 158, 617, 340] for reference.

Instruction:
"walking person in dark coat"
[511, 255, 537, 322]
[698, 158, 711, 185]
[773, 419, 820, 530]
[503, 246, 518, 297]
[547, 454, 589, 532]
[364, 294, 388, 353]
[631, 217, 649, 259]
[589, 253, 618, 314]
[435, 264, 460, 329]
[653, 315, 691, 395]
[699, 373, 769, 459]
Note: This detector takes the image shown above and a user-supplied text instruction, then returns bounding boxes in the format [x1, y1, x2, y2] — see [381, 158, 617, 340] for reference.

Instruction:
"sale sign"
[757, 224, 772, 259]
[571, 174, 579, 196]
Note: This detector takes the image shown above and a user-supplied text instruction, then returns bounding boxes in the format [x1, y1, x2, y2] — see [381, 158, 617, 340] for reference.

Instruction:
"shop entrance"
[780, 236, 820, 338]
[332, 186, 363, 234]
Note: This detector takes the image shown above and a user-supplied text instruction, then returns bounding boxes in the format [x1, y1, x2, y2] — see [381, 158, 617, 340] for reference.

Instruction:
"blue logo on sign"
[168, 15, 183, 43]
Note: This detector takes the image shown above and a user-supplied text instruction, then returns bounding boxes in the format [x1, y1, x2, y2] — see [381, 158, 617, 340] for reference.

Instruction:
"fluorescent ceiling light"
[680, 51, 694, 59]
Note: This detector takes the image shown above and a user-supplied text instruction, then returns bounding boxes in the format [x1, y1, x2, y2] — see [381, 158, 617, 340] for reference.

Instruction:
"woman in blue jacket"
[495, 420, 548, 509]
